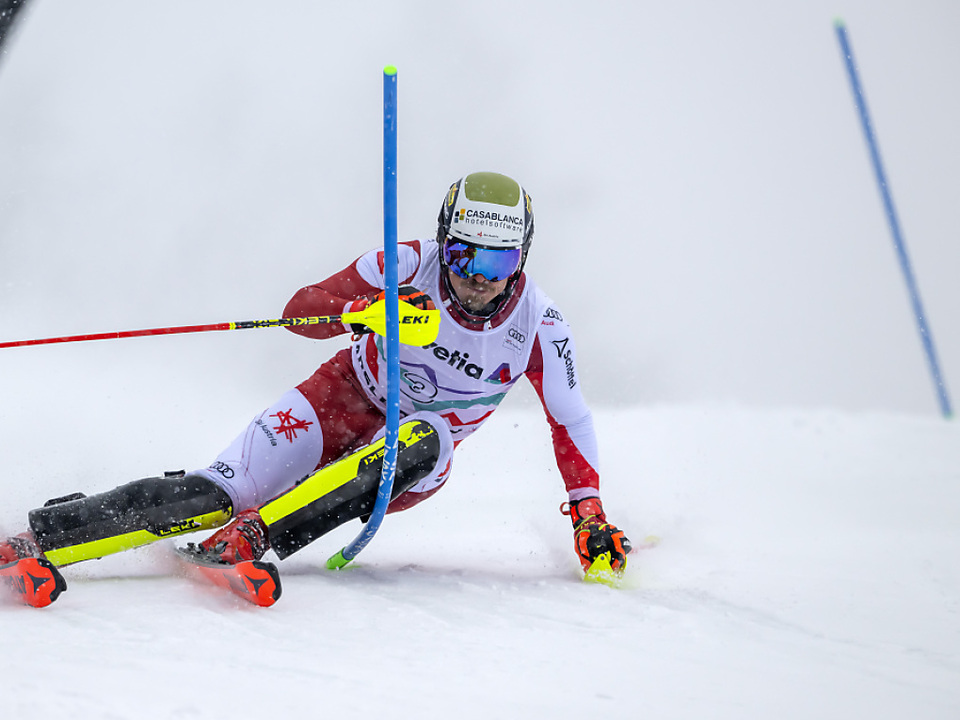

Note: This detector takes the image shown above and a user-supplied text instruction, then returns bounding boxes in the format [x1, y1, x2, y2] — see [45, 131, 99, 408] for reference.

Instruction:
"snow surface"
[2, 395, 959, 719]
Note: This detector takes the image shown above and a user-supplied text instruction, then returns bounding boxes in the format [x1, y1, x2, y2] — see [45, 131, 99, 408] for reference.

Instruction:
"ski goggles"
[442, 237, 522, 282]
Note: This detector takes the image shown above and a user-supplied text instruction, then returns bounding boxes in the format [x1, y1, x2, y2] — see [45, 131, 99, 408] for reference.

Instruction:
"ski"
[0, 557, 68, 608]
[175, 545, 282, 607]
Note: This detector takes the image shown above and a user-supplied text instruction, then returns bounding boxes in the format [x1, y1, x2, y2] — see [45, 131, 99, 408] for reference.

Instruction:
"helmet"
[437, 171, 534, 263]
[436, 172, 535, 320]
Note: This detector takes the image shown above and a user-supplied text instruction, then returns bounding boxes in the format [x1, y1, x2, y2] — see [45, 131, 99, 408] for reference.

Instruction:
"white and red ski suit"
[195, 238, 601, 515]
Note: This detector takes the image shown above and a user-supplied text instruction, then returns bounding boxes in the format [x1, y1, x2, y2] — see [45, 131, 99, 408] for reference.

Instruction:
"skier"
[1, 171, 631, 582]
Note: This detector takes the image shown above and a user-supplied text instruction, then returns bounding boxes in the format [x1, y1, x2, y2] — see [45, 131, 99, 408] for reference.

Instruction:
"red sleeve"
[282, 263, 381, 340]
[525, 336, 601, 496]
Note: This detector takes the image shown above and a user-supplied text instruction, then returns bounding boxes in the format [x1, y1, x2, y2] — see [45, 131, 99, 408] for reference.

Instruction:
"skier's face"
[447, 270, 510, 314]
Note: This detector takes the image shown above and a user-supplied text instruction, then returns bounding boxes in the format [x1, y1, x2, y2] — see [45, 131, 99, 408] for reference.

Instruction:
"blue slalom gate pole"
[328, 66, 400, 569]
[834, 19, 953, 419]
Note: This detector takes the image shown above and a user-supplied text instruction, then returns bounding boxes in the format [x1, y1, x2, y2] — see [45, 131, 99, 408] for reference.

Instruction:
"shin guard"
[28, 472, 233, 566]
[260, 417, 443, 559]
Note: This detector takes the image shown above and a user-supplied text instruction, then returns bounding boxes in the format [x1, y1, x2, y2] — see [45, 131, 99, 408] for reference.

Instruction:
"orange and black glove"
[346, 286, 435, 335]
[560, 497, 632, 574]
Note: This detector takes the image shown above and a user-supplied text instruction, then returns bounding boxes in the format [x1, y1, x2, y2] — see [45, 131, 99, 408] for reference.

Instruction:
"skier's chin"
[448, 272, 508, 313]
[457, 291, 495, 314]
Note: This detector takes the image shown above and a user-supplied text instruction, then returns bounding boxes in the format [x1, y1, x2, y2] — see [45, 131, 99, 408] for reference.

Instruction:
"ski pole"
[0, 297, 440, 350]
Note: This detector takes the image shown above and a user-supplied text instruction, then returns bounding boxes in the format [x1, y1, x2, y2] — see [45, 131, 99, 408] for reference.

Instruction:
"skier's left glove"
[560, 497, 632, 574]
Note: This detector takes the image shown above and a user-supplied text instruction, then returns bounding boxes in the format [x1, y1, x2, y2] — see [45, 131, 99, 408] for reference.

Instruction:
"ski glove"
[560, 497, 632, 574]
[346, 286, 435, 335]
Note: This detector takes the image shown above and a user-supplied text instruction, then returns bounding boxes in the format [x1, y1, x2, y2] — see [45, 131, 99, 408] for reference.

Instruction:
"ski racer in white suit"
[1, 172, 631, 580]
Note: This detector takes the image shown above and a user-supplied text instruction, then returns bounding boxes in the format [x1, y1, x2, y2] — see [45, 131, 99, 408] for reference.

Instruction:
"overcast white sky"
[1, 0, 958, 416]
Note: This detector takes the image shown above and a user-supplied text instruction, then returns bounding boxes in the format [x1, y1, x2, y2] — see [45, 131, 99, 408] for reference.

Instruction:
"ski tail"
[0, 557, 68, 608]
[175, 545, 281, 607]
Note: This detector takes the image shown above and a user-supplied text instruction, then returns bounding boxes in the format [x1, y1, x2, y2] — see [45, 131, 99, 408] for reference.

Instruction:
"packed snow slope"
[1, 376, 958, 719]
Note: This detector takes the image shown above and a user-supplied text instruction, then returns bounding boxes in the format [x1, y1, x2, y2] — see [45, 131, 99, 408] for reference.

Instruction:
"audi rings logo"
[503, 324, 527, 356]
[209, 461, 235, 479]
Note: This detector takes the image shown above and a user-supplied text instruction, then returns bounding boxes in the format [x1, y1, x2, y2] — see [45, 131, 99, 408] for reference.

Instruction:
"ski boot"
[196, 509, 270, 565]
[0, 532, 44, 564]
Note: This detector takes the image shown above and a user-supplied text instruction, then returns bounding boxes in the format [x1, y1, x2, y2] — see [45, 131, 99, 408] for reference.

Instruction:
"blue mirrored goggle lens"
[443, 239, 522, 282]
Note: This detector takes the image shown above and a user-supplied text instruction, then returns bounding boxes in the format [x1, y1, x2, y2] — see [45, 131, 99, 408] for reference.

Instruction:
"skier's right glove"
[344, 297, 376, 335]
[560, 497, 632, 574]
[345, 286, 435, 336]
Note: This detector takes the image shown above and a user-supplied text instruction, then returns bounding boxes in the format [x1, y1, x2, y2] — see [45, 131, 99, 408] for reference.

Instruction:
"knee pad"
[369, 410, 454, 497]
[262, 414, 450, 559]
[29, 472, 233, 566]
